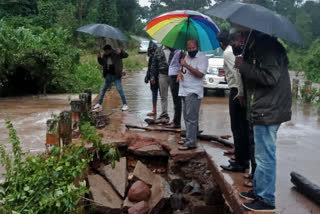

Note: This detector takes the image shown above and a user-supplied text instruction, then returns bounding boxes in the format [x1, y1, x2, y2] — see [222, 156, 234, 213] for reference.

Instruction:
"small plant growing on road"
[80, 121, 120, 168]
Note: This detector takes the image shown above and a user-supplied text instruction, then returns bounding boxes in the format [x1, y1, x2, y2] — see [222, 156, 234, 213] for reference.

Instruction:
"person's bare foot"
[223, 148, 235, 155]
[147, 111, 156, 116]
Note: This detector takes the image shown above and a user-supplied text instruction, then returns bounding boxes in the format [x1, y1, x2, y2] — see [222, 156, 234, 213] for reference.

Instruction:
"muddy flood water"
[0, 70, 320, 213]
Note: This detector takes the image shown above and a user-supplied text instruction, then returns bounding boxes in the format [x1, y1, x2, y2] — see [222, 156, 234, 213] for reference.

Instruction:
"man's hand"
[234, 95, 245, 107]
[116, 49, 121, 55]
[234, 56, 243, 69]
[180, 59, 188, 67]
[98, 52, 102, 58]
[177, 71, 183, 82]
[150, 79, 155, 85]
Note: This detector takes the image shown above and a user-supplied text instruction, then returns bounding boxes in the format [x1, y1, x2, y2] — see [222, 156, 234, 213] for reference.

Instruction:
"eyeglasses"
[181, 68, 187, 74]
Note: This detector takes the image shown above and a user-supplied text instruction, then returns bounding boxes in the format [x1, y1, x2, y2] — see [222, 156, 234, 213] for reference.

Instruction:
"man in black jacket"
[94, 44, 129, 111]
[234, 29, 292, 213]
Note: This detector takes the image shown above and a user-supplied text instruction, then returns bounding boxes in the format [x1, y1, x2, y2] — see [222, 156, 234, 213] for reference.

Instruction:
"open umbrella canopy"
[205, 1, 302, 45]
[145, 10, 220, 51]
[77, 24, 127, 41]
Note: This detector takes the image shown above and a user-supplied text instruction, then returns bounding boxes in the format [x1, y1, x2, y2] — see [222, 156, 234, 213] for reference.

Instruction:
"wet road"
[0, 70, 320, 213]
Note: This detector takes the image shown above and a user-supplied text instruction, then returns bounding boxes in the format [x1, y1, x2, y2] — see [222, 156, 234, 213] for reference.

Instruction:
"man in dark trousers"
[234, 28, 292, 213]
[166, 49, 183, 128]
[217, 30, 251, 173]
[150, 45, 175, 121]
[94, 44, 129, 111]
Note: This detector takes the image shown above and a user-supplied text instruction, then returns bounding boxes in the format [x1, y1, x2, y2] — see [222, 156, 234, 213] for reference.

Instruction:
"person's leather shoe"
[228, 159, 250, 169]
[220, 164, 247, 172]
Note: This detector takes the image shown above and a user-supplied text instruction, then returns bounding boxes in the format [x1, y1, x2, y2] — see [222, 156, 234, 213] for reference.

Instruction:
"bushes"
[304, 39, 320, 83]
[0, 20, 81, 95]
[123, 49, 148, 72]
[0, 119, 89, 213]
[73, 61, 104, 93]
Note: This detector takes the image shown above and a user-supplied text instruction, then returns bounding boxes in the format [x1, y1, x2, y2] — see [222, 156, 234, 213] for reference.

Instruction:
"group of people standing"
[145, 40, 208, 150]
[93, 26, 292, 212]
[216, 26, 292, 212]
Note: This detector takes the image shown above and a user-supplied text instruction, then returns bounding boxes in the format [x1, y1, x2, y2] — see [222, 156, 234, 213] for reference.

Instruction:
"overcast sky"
[139, 0, 151, 7]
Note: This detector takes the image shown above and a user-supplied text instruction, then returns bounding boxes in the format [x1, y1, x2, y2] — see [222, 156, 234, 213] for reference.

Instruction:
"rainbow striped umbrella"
[145, 10, 220, 51]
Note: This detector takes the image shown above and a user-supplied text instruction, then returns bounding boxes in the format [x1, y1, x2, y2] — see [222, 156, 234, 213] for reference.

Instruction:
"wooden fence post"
[84, 88, 92, 109]
[46, 119, 59, 153]
[71, 99, 85, 138]
[292, 78, 299, 99]
[59, 111, 72, 146]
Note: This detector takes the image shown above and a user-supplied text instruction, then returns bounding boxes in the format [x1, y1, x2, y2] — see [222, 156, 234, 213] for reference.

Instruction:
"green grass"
[123, 48, 148, 72]
[72, 49, 147, 93]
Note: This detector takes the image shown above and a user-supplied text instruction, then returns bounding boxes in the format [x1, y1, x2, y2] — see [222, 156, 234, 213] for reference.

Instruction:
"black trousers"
[229, 88, 250, 165]
[248, 122, 256, 175]
[169, 75, 182, 126]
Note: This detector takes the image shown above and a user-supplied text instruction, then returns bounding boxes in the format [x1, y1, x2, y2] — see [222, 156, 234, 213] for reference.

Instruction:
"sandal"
[244, 173, 253, 179]
[244, 180, 253, 188]
[178, 145, 197, 150]
[224, 149, 235, 155]
[178, 140, 185, 145]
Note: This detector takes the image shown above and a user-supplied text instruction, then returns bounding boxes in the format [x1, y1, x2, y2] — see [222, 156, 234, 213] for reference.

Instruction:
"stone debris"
[100, 157, 128, 198]
[88, 174, 123, 214]
[132, 161, 155, 187]
[128, 180, 152, 202]
[128, 201, 150, 214]
[148, 175, 173, 214]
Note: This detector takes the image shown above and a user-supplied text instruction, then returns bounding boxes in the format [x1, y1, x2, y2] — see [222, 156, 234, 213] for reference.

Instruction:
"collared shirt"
[162, 46, 170, 64]
[168, 50, 182, 76]
[179, 51, 208, 99]
[223, 45, 244, 96]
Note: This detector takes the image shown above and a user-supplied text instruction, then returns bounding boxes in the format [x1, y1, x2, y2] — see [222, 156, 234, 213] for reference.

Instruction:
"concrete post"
[71, 99, 85, 138]
[46, 119, 60, 150]
[84, 88, 92, 108]
[59, 111, 72, 145]
[304, 81, 312, 91]
[292, 78, 299, 99]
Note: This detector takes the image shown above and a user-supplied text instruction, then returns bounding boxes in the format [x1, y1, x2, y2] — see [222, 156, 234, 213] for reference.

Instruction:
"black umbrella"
[76, 23, 127, 41]
[205, 1, 302, 45]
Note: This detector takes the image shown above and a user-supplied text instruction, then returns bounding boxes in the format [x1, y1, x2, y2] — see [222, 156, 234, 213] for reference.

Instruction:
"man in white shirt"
[177, 40, 208, 150]
[216, 30, 251, 173]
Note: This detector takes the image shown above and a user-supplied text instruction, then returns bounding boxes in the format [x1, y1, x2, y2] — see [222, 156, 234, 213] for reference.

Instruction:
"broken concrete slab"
[148, 175, 173, 214]
[160, 140, 206, 162]
[133, 161, 155, 187]
[100, 157, 128, 198]
[123, 197, 135, 211]
[88, 174, 123, 214]
[130, 144, 169, 157]
[128, 200, 150, 214]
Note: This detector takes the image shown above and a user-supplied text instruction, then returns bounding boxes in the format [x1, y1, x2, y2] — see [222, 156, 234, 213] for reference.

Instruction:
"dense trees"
[0, 0, 320, 96]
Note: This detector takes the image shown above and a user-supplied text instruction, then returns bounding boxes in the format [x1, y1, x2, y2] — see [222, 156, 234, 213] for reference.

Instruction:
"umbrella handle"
[241, 29, 253, 56]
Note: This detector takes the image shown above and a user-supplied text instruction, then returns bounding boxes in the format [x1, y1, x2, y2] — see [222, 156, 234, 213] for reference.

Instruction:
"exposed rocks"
[148, 175, 173, 214]
[132, 161, 155, 187]
[204, 184, 225, 206]
[126, 134, 169, 157]
[128, 180, 152, 202]
[128, 201, 150, 214]
[99, 157, 128, 198]
[183, 181, 202, 196]
[88, 174, 123, 214]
